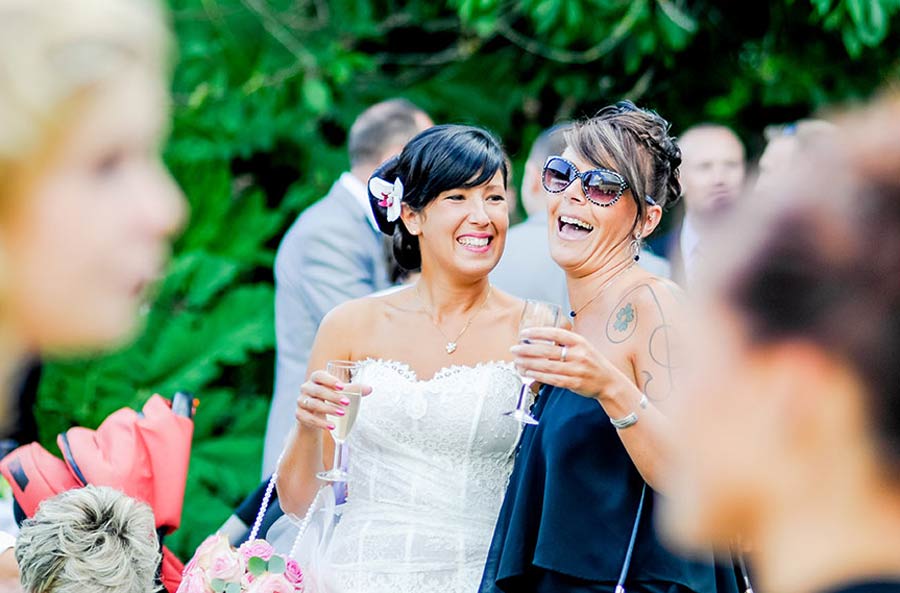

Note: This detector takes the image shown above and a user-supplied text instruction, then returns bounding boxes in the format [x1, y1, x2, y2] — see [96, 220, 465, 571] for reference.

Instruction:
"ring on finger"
[560, 345, 568, 363]
[301, 396, 312, 408]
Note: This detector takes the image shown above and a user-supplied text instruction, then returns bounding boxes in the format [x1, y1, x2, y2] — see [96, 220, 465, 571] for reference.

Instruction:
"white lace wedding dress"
[270, 358, 524, 593]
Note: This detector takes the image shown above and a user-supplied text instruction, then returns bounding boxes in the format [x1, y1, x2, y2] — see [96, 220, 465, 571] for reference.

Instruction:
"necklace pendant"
[446, 342, 458, 354]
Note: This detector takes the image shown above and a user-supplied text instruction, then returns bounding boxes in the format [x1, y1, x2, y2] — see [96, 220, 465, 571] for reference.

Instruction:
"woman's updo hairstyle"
[722, 97, 900, 469]
[565, 100, 682, 233]
[368, 124, 508, 270]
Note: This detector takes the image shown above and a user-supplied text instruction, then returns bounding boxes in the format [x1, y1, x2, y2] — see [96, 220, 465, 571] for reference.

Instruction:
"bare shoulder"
[488, 288, 529, 329]
[318, 292, 387, 337]
[604, 274, 684, 346]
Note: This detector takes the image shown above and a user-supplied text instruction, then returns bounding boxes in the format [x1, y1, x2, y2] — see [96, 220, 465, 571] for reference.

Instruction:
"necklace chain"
[569, 261, 636, 318]
[415, 284, 493, 354]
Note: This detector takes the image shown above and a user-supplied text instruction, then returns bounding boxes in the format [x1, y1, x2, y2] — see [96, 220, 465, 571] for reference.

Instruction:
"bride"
[275, 124, 526, 593]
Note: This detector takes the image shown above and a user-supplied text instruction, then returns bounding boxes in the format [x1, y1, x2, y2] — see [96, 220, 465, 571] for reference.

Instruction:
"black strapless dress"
[479, 385, 739, 593]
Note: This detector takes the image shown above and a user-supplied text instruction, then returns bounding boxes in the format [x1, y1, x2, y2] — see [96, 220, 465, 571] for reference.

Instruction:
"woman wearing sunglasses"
[479, 102, 736, 593]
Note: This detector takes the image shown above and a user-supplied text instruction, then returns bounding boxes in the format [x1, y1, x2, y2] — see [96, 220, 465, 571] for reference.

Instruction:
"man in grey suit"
[492, 125, 671, 308]
[262, 99, 431, 475]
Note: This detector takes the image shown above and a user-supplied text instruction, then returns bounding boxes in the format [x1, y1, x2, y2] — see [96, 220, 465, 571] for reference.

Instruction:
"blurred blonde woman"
[0, 0, 185, 580]
[664, 98, 900, 593]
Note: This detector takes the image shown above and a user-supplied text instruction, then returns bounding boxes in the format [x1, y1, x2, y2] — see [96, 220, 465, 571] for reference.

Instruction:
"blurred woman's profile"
[0, 0, 185, 399]
[663, 96, 900, 593]
[0, 0, 184, 581]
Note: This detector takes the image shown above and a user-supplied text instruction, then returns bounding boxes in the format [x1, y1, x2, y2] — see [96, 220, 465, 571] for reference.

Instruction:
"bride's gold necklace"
[414, 284, 493, 354]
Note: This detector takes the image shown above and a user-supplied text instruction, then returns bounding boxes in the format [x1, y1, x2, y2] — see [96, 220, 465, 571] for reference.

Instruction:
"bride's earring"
[630, 233, 642, 261]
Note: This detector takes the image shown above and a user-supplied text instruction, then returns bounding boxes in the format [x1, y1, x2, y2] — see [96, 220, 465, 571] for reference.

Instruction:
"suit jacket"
[262, 179, 390, 475]
[491, 212, 569, 308]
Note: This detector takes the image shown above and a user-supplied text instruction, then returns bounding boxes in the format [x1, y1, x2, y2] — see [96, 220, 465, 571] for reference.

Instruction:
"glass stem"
[332, 441, 343, 473]
[515, 382, 529, 412]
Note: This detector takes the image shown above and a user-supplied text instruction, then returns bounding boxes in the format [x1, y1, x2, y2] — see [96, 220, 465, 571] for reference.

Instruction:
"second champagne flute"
[316, 360, 362, 483]
[504, 299, 563, 425]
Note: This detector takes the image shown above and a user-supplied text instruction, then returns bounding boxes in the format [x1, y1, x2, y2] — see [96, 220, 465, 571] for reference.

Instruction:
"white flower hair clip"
[368, 176, 404, 223]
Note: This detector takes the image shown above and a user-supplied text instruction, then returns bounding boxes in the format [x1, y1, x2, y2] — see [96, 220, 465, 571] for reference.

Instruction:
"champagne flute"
[504, 299, 563, 425]
[316, 360, 362, 482]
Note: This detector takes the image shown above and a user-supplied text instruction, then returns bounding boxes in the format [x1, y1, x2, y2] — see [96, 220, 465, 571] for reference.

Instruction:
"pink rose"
[177, 567, 210, 593]
[246, 574, 294, 593]
[207, 549, 245, 583]
[190, 534, 233, 570]
[283, 559, 303, 586]
[238, 539, 275, 562]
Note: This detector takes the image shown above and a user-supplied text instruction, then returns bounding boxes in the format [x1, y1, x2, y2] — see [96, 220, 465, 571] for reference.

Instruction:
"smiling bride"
[275, 125, 527, 593]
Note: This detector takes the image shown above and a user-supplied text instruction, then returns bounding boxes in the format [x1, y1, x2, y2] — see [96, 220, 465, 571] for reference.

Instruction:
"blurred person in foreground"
[0, 0, 184, 581]
[755, 119, 837, 192]
[492, 125, 672, 307]
[481, 102, 737, 593]
[262, 99, 432, 476]
[16, 485, 160, 593]
[667, 124, 746, 285]
[663, 97, 900, 593]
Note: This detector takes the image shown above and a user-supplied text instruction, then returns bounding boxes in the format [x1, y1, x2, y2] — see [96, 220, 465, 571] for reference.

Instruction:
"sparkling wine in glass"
[316, 361, 362, 483]
[503, 299, 563, 425]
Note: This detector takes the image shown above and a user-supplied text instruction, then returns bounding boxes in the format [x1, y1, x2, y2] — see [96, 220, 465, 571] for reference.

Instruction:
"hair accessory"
[368, 176, 404, 222]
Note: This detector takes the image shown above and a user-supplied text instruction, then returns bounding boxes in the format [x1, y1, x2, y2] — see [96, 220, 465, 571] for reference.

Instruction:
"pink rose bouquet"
[178, 535, 303, 593]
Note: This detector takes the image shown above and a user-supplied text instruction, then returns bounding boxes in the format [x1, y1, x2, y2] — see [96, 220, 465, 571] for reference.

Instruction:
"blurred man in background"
[756, 119, 837, 192]
[263, 99, 432, 475]
[668, 124, 746, 285]
[491, 125, 570, 306]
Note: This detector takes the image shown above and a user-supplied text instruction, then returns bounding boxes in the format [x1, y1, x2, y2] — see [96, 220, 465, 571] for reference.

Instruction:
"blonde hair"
[0, 0, 170, 162]
[0, 0, 171, 304]
[16, 485, 162, 593]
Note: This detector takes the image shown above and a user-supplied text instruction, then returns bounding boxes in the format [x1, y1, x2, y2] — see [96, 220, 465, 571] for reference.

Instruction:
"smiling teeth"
[561, 216, 594, 231]
[459, 236, 489, 247]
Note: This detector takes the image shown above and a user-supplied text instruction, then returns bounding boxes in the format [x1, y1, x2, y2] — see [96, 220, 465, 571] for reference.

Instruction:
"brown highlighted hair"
[565, 101, 682, 233]
[724, 97, 900, 465]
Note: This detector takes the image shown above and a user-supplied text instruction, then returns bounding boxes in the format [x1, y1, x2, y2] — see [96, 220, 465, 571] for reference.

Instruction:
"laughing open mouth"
[558, 215, 594, 239]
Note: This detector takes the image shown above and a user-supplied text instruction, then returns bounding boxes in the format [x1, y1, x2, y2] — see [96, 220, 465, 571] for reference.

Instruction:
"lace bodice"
[315, 358, 524, 593]
[347, 359, 522, 517]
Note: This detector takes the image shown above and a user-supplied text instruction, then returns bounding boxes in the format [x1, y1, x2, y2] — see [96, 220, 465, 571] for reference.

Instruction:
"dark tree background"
[34, 0, 900, 557]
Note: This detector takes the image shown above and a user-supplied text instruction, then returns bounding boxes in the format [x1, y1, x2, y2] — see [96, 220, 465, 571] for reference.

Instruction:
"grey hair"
[16, 486, 161, 593]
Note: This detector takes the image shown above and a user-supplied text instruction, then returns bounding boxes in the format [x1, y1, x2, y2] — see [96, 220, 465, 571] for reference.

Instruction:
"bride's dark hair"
[368, 124, 508, 271]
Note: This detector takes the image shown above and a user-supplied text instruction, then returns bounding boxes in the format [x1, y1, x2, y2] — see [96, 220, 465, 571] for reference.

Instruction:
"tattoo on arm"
[606, 283, 677, 402]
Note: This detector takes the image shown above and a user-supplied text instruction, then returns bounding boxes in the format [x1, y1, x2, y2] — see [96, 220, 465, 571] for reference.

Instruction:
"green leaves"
[302, 77, 332, 114]
[211, 577, 241, 593]
[247, 556, 267, 576]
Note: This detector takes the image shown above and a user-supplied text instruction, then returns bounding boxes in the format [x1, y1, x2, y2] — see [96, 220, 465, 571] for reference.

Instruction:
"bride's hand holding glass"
[511, 327, 625, 401]
[296, 362, 373, 482]
[294, 368, 372, 433]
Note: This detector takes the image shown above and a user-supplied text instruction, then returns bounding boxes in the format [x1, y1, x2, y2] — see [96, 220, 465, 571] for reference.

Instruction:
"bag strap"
[248, 447, 329, 560]
[615, 482, 647, 593]
[248, 450, 284, 541]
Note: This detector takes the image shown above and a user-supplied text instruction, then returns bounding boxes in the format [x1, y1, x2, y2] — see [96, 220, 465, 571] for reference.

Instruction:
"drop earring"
[630, 234, 642, 261]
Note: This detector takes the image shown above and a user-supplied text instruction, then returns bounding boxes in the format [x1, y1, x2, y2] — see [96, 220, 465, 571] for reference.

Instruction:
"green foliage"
[35, 0, 900, 561]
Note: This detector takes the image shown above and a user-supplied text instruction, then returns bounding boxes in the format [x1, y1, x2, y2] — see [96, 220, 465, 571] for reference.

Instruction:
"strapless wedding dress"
[272, 358, 524, 593]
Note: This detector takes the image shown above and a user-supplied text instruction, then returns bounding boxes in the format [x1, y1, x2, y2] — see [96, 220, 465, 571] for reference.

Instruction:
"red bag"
[0, 393, 194, 593]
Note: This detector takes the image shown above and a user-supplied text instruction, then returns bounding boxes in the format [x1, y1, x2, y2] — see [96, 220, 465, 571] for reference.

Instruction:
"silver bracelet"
[610, 411, 639, 430]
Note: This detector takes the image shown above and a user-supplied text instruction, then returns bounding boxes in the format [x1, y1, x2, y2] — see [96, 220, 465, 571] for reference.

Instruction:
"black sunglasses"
[542, 156, 656, 207]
